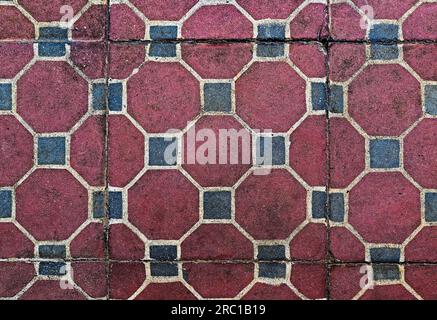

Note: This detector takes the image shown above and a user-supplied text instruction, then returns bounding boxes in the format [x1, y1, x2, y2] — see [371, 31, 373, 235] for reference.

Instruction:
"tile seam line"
[109, 39, 437, 44]
[2, 259, 437, 265]
[1, 39, 437, 44]
[324, 0, 332, 301]
[102, 0, 111, 301]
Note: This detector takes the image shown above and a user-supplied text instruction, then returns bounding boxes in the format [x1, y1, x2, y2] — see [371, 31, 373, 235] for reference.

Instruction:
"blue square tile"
[259, 263, 286, 279]
[150, 25, 178, 40]
[258, 24, 286, 40]
[38, 43, 66, 57]
[257, 43, 285, 57]
[0, 83, 12, 110]
[329, 193, 345, 223]
[370, 139, 400, 169]
[257, 24, 285, 57]
[425, 193, 437, 222]
[39, 261, 66, 276]
[256, 136, 285, 165]
[203, 191, 232, 219]
[92, 191, 105, 218]
[150, 245, 177, 260]
[312, 82, 328, 111]
[425, 85, 437, 115]
[372, 265, 400, 281]
[329, 85, 344, 113]
[150, 262, 178, 277]
[38, 137, 66, 165]
[109, 83, 123, 111]
[369, 24, 399, 41]
[39, 245, 66, 259]
[312, 191, 327, 219]
[149, 43, 177, 57]
[204, 83, 232, 112]
[370, 247, 401, 263]
[109, 191, 123, 219]
[257, 245, 286, 261]
[39, 27, 68, 40]
[313, 191, 344, 222]
[92, 83, 106, 111]
[0, 190, 12, 218]
[148, 137, 177, 166]
[370, 44, 399, 60]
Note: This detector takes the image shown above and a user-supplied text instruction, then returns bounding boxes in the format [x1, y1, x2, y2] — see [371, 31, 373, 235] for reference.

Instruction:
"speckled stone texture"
[0, 0, 436, 300]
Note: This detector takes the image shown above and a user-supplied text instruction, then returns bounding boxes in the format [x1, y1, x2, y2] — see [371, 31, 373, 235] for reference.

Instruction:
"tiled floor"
[0, 0, 436, 300]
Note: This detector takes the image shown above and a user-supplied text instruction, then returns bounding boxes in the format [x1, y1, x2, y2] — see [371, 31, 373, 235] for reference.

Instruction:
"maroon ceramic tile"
[328, 42, 437, 269]
[331, 264, 437, 300]
[0, 2, 106, 42]
[108, 1, 327, 40]
[330, 1, 437, 41]
[0, 16, 107, 299]
[2, 0, 437, 301]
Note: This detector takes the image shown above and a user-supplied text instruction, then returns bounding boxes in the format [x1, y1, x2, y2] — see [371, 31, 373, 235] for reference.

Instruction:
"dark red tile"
[405, 265, 437, 300]
[0, 262, 35, 298]
[2, 0, 436, 302]
[71, 262, 107, 299]
[237, 61, 307, 132]
[330, 1, 437, 41]
[17, 61, 89, 133]
[136, 282, 197, 300]
[18, 0, 88, 23]
[290, 263, 327, 300]
[16, 169, 88, 241]
[70, 115, 106, 187]
[109, 4, 145, 41]
[128, 170, 199, 240]
[403, 2, 437, 41]
[20, 280, 87, 300]
[182, 5, 252, 40]
[182, 115, 252, 187]
[109, 262, 146, 300]
[108, 115, 145, 188]
[109, 223, 145, 260]
[129, 0, 198, 21]
[328, 42, 433, 271]
[236, 169, 307, 240]
[182, 43, 253, 79]
[242, 283, 300, 300]
[0, 5, 35, 40]
[0, 115, 34, 186]
[127, 59, 200, 133]
[181, 224, 253, 261]
[236, 0, 304, 20]
[72, 4, 107, 41]
[331, 264, 419, 300]
[70, 42, 106, 80]
[182, 263, 254, 299]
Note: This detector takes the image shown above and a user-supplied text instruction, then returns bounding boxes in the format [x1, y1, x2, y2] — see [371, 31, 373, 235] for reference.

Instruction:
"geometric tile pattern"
[0, 0, 436, 300]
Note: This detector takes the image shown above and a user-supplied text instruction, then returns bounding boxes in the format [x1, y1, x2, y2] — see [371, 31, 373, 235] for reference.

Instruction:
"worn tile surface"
[0, 0, 436, 300]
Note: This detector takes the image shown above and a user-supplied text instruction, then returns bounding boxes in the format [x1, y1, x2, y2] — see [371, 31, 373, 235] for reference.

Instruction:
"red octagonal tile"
[237, 62, 306, 132]
[129, 170, 199, 240]
[236, 170, 307, 240]
[349, 172, 421, 244]
[349, 64, 421, 136]
[17, 61, 88, 133]
[0, 116, 33, 187]
[16, 169, 88, 241]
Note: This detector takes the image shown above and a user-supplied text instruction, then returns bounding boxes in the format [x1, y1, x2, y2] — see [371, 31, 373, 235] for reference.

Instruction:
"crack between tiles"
[2, 258, 437, 265]
[102, 0, 111, 301]
[1, 38, 437, 45]
[323, 0, 332, 301]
